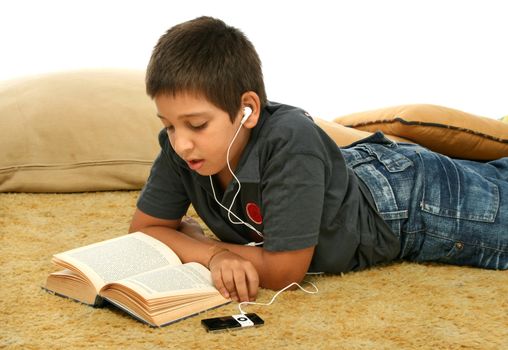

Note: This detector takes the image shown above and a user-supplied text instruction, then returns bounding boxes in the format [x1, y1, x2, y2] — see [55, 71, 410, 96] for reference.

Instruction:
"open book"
[44, 232, 230, 327]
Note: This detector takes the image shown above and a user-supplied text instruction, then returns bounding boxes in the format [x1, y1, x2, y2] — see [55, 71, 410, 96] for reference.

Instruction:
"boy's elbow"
[262, 273, 306, 291]
[129, 208, 181, 233]
[259, 247, 314, 291]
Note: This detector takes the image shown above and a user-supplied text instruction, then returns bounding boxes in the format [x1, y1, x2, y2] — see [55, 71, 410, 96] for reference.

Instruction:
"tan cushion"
[0, 69, 161, 192]
[334, 104, 508, 160]
[315, 118, 411, 146]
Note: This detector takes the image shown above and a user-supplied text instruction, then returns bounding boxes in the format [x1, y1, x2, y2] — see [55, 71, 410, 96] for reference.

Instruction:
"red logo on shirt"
[246, 202, 263, 225]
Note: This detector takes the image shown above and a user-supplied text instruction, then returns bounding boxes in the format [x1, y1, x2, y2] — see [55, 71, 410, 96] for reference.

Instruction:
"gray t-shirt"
[137, 102, 399, 273]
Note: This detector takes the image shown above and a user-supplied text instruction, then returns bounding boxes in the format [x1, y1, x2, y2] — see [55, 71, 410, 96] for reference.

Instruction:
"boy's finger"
[211, 269, 229, 299]
[233, 270, 250, 302]
[229, 291, 238, 302]
[246, 268, 259, 301]
[221, 269, 237, 300]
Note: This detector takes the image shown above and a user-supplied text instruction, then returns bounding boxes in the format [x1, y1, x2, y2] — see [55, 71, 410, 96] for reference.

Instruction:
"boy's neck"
[215, 171, 233, 192]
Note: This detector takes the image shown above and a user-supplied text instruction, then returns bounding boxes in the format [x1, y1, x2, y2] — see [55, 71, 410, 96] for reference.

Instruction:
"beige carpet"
[1, 191, 507, 349]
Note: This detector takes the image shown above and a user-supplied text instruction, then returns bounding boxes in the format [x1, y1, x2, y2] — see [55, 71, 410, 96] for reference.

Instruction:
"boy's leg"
[406, 153, 508, 270]
[453, 158, 508, 181]
[343, 139, 508, 270]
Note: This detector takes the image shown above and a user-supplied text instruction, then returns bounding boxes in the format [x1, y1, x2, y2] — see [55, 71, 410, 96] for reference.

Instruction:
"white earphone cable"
[208, 109, 264, 242]
[208, 176, 262, 237]
[225, 119, 249, 226]
[238, 281, 319, 314]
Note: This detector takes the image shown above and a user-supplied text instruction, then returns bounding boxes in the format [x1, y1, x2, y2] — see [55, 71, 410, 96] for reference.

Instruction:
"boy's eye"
[165, 125, 174, 133]
[189, 122, 207, 130]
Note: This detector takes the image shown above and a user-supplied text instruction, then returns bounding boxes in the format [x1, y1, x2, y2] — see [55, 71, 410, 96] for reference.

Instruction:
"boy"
[129, 16, 508, 303]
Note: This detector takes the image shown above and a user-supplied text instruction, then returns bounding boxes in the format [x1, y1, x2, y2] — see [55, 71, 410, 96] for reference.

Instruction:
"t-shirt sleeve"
[136, 136, 190, 220]
[260, 152, 326, 251]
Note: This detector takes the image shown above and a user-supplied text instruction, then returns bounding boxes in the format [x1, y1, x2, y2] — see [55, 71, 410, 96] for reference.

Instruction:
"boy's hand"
[208, 250, 259, 302]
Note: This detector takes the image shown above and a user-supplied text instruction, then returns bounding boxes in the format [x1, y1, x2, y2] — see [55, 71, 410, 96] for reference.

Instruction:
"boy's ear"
[240, 91, 261, 129]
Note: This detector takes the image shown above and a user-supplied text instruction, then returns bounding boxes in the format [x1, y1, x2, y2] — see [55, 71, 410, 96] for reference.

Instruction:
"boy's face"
[155, 92, 252, 183]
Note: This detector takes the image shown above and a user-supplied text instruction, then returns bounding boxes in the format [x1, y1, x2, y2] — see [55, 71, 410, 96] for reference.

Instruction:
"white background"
[1, 0, 507, 120]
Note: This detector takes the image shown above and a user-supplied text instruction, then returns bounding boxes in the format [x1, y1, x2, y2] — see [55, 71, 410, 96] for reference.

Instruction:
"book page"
[114, 262, 218, 298]
[53, 232, 182, 288]
[45, 269, 102, 306]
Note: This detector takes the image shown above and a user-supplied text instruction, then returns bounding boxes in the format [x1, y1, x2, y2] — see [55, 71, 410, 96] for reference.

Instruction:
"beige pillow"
[315, 118, 411, 146]
[0, 69, 161, 192]
[334, 104, 508, 160]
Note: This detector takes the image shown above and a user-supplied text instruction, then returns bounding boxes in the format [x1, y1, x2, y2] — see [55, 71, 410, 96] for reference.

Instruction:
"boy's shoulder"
[257, 101, 329, 156]
[264, 101, 314, 124]
[261, 101, 316, 137]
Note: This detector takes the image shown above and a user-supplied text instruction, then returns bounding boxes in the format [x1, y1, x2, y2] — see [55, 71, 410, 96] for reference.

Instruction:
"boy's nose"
[172, 132, 194, 157]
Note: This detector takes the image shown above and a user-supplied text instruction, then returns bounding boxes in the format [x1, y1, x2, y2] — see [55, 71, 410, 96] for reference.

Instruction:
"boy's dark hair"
[146, 16, 267, 122]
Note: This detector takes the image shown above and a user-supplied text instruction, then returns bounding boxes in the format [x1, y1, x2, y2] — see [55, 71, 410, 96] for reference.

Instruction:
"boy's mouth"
[187, 159, 204, 171]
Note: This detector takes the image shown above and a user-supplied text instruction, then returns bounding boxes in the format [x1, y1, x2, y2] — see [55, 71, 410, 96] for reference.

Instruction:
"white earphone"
[240, 106, 252, 125]
[209, 105, 264, 246]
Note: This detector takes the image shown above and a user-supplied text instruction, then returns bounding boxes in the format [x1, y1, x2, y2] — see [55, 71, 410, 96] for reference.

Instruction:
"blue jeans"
[341, 132, 508, 270]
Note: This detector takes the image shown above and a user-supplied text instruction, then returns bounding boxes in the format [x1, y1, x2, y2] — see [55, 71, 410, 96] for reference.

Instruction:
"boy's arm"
[129, 208, 314, 302]
[168, 216, 314, 296]
[206, 240, 314, 292]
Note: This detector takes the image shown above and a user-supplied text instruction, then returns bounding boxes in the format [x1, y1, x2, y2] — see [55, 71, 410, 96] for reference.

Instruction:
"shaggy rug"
[1, 191, 507, 349]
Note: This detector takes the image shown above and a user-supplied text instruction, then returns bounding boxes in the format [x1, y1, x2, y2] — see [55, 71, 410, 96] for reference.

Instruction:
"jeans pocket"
[343, 145, 415, 237]
[353, 144, 413, 173]
[420, 152, 499, 223]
